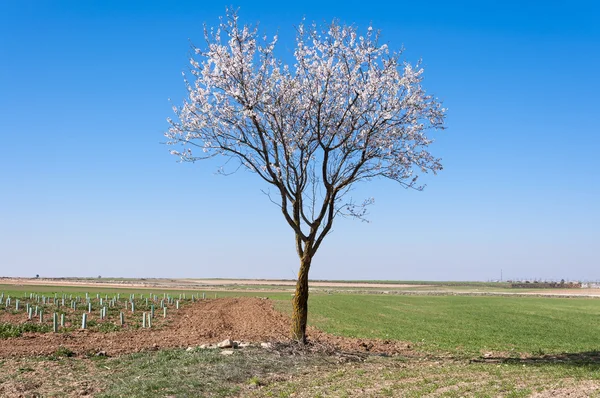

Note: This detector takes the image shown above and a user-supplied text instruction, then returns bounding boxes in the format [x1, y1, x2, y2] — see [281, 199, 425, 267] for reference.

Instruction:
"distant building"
[581, 283, 600, 288]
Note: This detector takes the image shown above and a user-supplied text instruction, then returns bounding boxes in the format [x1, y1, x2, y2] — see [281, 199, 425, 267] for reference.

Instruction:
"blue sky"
[0, 0, 598, 281]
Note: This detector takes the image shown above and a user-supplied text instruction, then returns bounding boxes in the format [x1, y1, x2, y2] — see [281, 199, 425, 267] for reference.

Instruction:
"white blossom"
[166, 9, 445, 254]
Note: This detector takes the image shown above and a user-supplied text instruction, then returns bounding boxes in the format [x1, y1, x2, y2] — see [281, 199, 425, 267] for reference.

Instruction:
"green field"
[2, 284, 600, 396]
[300, 294, 600, 356]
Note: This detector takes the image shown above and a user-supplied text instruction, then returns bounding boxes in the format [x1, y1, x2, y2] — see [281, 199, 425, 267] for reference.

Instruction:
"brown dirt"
[0, 297, 410, 358]
[0, 312, 25, 324]
[186, 278, 426, 289]
[529, 381, 600, 397]
[0, 277, 425, 290]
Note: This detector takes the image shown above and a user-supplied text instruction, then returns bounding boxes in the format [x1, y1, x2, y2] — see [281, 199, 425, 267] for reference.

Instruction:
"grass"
[274, 294, 600, 356]
[2, 348, 600, 397]
[94, 347, 327, 398]
[249, 355, 600, 398]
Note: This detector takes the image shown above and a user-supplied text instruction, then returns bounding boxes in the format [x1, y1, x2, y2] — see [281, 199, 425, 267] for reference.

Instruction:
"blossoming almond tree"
[166, 10, 446, 343]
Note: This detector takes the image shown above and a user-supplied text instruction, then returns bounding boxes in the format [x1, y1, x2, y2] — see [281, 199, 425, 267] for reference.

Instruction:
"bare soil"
[0, 297, 410, 358]
[0, 277, 425, 290]
[186, 278, 426, 288]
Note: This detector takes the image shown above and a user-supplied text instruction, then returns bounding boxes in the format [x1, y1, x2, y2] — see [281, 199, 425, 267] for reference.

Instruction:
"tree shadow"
[470, 351, 600, 368]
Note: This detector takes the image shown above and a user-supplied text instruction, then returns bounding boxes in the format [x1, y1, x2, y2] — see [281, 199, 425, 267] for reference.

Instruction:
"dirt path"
[0, 297, 409, 357]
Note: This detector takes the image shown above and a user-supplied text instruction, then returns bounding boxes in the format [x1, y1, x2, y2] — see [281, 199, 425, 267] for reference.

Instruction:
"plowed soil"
[0, 297, 410, 357]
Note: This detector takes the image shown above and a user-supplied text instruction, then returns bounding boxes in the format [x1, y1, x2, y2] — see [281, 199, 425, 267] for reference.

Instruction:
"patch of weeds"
[17, 366, 34, 374]
[247, 376, 264, 387]
[0, 322, 51, 338]
[54, 346, 75, 358]
[97, 322, 120, 332]
[86, 319, 98, 328]
[506, 389, 532, 398]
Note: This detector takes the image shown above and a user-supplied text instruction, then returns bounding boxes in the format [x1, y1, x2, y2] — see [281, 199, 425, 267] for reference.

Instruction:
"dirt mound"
[0, 297, 410, 357]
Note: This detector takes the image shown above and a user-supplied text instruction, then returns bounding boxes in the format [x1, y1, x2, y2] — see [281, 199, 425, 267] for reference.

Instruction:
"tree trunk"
[291, 254, 312, 343]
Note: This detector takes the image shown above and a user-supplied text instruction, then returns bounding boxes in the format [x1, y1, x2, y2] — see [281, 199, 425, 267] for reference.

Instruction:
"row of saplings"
[0, 291, 211, 334]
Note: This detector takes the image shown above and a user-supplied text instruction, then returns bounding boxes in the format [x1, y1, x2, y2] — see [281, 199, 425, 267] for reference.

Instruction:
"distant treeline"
[510, 281, 582, 289]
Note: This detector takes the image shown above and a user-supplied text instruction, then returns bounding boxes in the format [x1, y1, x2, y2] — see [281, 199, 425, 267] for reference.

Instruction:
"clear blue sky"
[1, 0, 598, 281]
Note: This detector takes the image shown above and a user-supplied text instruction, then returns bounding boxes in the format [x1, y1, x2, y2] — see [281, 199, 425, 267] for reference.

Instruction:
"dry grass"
[2, 347, 600, 397]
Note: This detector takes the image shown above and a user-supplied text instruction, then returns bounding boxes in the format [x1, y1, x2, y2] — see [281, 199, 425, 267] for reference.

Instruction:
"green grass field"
[299, 294, 600, 356]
